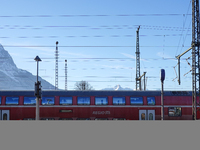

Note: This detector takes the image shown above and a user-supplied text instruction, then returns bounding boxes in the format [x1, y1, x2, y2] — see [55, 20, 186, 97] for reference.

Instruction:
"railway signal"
[35, 81, 42, 98]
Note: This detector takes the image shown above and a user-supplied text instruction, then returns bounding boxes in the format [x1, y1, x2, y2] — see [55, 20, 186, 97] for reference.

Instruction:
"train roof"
[0, 90, 192, 96]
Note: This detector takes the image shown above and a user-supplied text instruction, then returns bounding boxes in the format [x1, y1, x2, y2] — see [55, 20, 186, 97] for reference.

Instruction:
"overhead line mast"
[192, 0, 199, 120]
[65, 60, 67, 90]
[136, 26, 141, 90]
[174, 0, 199, 120]
[55, 41, 59, 90]
[135, 26, 147, 90]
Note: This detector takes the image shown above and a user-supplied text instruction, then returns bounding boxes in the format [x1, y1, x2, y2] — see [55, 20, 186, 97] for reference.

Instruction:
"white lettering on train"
[92, 111, 110, 115]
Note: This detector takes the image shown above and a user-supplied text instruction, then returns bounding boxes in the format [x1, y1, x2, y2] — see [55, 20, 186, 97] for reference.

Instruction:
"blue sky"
[0, 0, 194, 90]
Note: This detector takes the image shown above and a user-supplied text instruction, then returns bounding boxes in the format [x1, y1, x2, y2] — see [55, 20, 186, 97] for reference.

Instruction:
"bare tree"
[74, 81, 94, 90]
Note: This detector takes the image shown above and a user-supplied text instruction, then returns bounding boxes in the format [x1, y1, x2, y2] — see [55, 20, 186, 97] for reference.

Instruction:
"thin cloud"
[157, 52, 174, 59]
[120, 52, 149, 62]
[60, 51, 93, 58]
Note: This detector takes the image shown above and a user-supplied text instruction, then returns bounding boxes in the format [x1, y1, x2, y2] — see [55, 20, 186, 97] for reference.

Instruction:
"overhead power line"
[0, 24, 191, 30]
[0, 14, 192, 18]
[0, 34, 192, 39]
[2, 45, 191, 48]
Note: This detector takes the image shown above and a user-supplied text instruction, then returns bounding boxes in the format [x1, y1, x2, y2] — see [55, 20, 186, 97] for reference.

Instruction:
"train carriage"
[0, 90, 199, 120]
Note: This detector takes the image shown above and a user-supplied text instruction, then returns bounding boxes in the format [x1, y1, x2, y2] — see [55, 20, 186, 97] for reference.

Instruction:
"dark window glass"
[23, 118, 35, 120]
[77, 97, 90, 105]
[149, 113, 153, 120]
[168, 107, 181, 117]
[147, 97, 155, 105]
[59, 118, 73, 120]
[95, 118, 108, 120]
[41, 118, 55, 120]
[113, 118, 126, 120]
[95, 97, 108, 105]
[77, 118, 91, 120]
[6, 97, 19, 105]
[24, 97, 36, 105]
[42, 97, 55, 105]
[0, 97, 1, 105]
[141, 113, 145, 120]
[60, 97, 72, 105]
[113, 97, 125, 105]
[3, 113, 7, 120]
[130, 97, 143, 105]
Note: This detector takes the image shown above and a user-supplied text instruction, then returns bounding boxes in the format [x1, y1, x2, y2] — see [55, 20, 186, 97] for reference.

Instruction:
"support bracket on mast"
[174, 46, 192, 85]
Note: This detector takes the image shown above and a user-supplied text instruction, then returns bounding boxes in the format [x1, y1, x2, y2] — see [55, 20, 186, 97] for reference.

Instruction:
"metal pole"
[34, 56, 41, 121]
[65, 60, 67, 90]
[144, 73, 146, 91]
[160, 69, 165, 120]
[55, 41, 59, 90]
[36, 61, 39, 120]
[36, 61, 38, 82]
[178, 58, 180, 85]
[161, 81, 164, 120]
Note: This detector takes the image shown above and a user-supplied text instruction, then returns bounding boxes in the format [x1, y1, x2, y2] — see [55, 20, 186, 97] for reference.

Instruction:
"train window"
[3, 113, 7, 120]
[141, 113, 145, 120]
[95, 97, 108, 105]
[77, 118, 91, 120]
[77, 97, 90, 105]
[113, 97, 125, 105]
[60, 97, 72, 105]
[23, 118, 35, 120]
[149, 113, 153, 120]
[113, 118, 126, 120]
[168, 107, 182, 117]
[42, 97, 55, 105]
[130, 97, 143, 105]
[147, 97, 155, 105]
[95, 118, 108, 120]
[59, 118, 73, 120]
[0, 97, 1, 105]
[41, 118, 55, 120]
[24, 97, 36, 105]
[6, 97, 19, 105]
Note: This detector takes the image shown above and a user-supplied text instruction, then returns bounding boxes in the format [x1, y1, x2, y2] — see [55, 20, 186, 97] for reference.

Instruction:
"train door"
[139, 110, 155, 120]
[147, 110, 155, 120]
[2, 110, 10, 120]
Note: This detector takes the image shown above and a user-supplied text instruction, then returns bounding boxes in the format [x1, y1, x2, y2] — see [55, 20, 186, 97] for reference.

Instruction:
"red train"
[0, 90, 199, 120]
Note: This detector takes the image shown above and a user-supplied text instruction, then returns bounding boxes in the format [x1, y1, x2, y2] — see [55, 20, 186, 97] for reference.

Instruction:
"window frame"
[24, 97, 36, 105]
[59, 97, 73, 105]
[95, 97, 108, 105]
[147, 97, 156, 105]
[41, 118, 55, 120]
[112, 97, 126, 105]
[168, 107, 182, 117]
[59, 118, 73, 120]
[23, 118, 35, 120]
[5, 97, 19, 105]
[77, 97, 90, 105]
[130, 97, 143, 105]
[77, 118, 91, 120]
[41, 97, 55, 105]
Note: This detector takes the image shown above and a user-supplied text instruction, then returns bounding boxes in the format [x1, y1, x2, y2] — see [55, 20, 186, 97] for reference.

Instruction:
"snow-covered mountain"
[101, 85, 133, 91]
[0, 44, 55, 90]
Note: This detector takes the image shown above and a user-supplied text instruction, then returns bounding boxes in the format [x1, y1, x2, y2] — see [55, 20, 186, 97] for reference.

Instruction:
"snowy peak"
[114, 85, 123, 90]
[0, 44, 17, 70]
[0, 44, 55, 90]
[102, 85, 133, 91]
